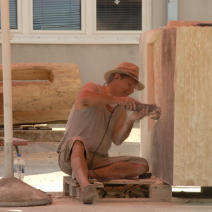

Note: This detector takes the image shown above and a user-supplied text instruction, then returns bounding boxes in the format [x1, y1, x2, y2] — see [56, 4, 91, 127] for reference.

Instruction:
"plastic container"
[14, 153, 25, 180]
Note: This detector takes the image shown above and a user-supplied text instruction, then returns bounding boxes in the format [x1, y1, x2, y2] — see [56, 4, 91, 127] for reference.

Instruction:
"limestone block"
[0, 63, 81, 124]
[167, 20, 212, 27]
[140, 22, 212, 186]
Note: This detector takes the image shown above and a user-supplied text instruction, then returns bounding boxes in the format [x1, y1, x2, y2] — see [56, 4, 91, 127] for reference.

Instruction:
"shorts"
[58, 139, 148, 176]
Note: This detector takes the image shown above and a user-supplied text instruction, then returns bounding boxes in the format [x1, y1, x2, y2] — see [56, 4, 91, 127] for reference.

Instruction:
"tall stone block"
[140, 22, 212, 186]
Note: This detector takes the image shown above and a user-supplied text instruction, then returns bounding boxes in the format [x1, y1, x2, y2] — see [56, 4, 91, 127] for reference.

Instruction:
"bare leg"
[88, 161, 149, 180]
[70, 141, 98, 204]
[70, 141, 89, 189]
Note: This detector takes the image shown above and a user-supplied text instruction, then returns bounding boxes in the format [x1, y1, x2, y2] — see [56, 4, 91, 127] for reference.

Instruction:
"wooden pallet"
[63, 176, 172, 201]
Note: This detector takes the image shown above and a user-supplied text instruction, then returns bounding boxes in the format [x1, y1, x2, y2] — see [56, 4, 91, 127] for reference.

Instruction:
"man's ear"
[114, 73, 120, 80]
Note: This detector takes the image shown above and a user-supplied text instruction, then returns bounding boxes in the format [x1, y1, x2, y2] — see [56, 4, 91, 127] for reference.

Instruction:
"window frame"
[0, 0, 20, 32]
[0, 0, 152, 44]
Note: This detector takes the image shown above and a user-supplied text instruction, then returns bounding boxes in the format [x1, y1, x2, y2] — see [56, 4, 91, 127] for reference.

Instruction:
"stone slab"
[173, 26, 212, 186]
[0, 63, 81, 124]
[140, 22, 212, 186]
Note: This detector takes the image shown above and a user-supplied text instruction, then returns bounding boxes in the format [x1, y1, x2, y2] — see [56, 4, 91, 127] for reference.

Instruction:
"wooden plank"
[100, 177, 162, 185]
[150, 184, 172, 201]
[0, 137, 28, 146]
[0, 130, 64, 142]
[63, 176, 171, 201]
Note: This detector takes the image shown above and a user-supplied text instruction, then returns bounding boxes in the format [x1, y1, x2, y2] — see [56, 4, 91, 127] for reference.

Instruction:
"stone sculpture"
[0, 63, 81, 124]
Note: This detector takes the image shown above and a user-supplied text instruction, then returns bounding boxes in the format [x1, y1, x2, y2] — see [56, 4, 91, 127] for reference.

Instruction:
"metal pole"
[1, 0, 14, 177]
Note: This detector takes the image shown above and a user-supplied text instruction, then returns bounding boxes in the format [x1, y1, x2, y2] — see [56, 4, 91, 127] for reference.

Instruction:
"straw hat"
[104, 62, 144, 90]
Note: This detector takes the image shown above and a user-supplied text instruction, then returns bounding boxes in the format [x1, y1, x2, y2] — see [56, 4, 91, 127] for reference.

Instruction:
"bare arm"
[75, 82, 137, 109]
[76, 83, 117, 108]
[75, 82, 151, 144]
[112, 109, 135, 145]
[112, 107, 150, 145]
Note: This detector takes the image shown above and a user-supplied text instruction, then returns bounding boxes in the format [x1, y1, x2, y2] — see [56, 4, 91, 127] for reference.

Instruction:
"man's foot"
[80, 184, 98, 204]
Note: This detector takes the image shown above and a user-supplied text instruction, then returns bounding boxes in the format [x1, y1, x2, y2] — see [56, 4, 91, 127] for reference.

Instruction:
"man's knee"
[138, 158, 149, 173]
[144, 163, 149, 172]
[142, 158, 149, 172]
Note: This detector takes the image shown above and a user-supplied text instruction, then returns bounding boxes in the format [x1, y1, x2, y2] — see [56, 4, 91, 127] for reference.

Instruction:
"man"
[57, 62, 160, 204]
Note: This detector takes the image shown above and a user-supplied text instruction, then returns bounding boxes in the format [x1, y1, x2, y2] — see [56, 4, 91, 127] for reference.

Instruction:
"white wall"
[3, 44, 138, 85]
[152, 0, 168, 28]
[0, 44, 141, 99]
[179, 0, 212, 21]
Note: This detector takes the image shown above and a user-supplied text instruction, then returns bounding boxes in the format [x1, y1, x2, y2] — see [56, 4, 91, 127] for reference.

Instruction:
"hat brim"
[104, 69, 145, 90]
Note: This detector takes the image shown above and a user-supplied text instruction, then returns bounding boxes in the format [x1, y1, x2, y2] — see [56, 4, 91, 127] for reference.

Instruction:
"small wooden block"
[63, 176, 71, 196]
[150, 184, 172, 201]
[69, 183, 77, 197]
[63, 175, 172, 201]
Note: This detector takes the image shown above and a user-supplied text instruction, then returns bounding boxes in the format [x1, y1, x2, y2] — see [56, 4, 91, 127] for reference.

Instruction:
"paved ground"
[0, 194, 212, 212]
[0, 128, 141, 192]
[0, 128, 212, 211]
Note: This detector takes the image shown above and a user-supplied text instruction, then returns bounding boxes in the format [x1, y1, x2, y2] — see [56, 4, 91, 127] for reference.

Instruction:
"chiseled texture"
[140, 22, 212, 186]
[174, 27, 212, 186]
[0, 63, 81, 124]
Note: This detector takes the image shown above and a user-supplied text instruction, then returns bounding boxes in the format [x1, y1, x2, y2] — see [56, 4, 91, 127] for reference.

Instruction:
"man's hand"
[149, 106, 161, 120]
[115, 96, 137, 111]
[128, 107, 150, 121]
[128, 104, 161, 121]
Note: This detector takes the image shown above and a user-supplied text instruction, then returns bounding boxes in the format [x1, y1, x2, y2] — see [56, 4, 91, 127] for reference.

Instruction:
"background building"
[0, 0, 211, 93]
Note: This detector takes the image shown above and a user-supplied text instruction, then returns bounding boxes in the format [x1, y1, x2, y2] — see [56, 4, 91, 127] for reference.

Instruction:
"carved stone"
[0, 63, 81, 124]
[140, 21, 212, 186]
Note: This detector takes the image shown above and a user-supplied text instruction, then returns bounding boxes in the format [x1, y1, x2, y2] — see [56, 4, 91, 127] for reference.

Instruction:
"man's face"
[113, 74, 137, 97]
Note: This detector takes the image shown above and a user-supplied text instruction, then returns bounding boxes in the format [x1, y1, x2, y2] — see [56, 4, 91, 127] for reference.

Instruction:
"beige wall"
[150, 0, 212, 29]
[0, 44, 138, 85]
[179, 0, 212, 21]
[152, 0, 168, 28]
[0, 44, 141, 100]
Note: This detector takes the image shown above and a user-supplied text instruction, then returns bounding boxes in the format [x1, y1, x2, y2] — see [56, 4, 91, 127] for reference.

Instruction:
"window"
[0, 0, 151, 44]
[0, 0, 17, 29]
[96, 0, 142, 31]
[33, 0, 81, 30]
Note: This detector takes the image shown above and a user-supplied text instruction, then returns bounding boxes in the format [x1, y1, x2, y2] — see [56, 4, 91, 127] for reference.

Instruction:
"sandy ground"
[0, 128, 141, 192]
[1, 128, 212, 211]
[0, 150, 65, 192]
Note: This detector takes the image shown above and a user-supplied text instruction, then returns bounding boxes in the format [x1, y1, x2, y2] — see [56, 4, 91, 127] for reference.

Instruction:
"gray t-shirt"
[57, 84, 122, 156]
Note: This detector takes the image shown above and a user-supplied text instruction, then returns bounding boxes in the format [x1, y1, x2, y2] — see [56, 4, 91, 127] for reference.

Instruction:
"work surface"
[1, 138, 212, 211]
[0, 193, 212, 212]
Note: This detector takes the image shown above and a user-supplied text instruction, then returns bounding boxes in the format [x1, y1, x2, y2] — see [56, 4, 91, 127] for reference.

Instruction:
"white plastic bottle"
[14, 153, 25, 180]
